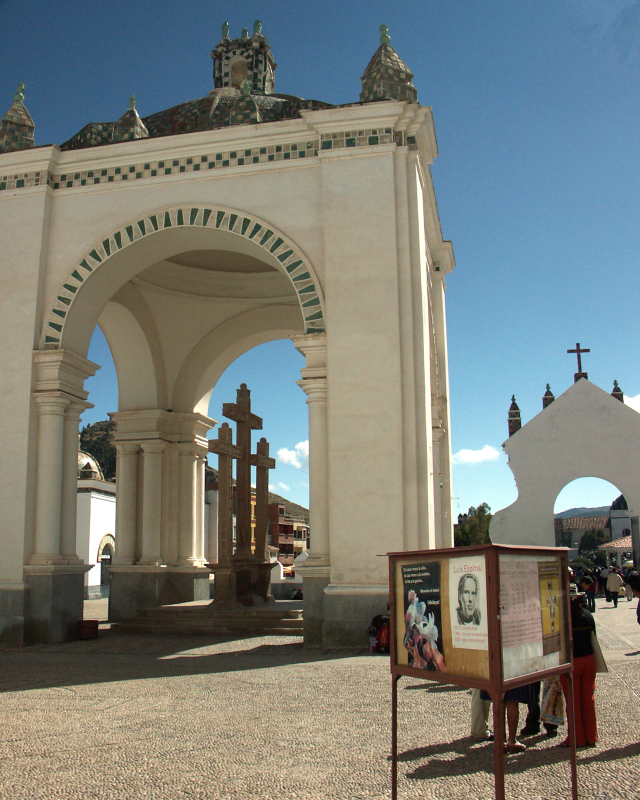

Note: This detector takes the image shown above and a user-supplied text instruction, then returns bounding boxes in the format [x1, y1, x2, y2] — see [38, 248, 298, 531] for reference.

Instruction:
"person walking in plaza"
[606, 568, 624, 609]
[581, 575, 596, 613]
[559, 588, 598, 748]
[626, 573, 640, 625]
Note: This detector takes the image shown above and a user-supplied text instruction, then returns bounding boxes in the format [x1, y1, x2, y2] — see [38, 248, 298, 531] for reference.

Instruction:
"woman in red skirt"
[559, 589, 598, 748]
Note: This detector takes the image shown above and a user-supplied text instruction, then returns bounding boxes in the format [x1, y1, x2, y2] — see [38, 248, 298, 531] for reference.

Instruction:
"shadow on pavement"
[0, 629, 370, 693]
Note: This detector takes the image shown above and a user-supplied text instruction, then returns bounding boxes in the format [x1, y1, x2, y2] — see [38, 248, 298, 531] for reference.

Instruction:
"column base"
[0, 582, 28, 644]
[108, 566, 211, 622]
[23, 565, 92, 644]
[322, 584, 389, 649]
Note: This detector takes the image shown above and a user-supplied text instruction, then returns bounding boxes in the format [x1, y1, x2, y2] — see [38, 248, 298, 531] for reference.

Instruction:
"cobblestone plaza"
[0, 597, 638, 799]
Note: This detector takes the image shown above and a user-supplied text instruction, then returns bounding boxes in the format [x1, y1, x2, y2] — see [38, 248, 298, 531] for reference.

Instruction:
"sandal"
[505, 742, 526, 753]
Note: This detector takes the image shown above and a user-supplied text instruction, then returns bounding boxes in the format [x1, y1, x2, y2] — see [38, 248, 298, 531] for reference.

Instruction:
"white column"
[29, 393, 70, 565]
[113, 443, 139, 565]
[206, 488, 219, 564]
[195, 452, 206, 563]
[138, 440, 165, 565]
[177, 443, 199, 566]
[60, 399, 87, 562]
[296, 376, 330, 567]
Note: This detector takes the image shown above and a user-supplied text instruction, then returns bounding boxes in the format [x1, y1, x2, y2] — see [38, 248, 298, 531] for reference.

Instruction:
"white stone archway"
[1, 92, 455, 645]
[490, 380, 640, 548]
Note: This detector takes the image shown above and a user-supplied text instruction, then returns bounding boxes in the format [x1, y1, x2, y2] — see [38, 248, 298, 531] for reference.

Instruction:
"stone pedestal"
[295, 566, 329, 648]
[23, 564, 92, 644]
[208, 563, 236, 605]
[0, 583, 28, 644]
[108, 566, 211, 622]
[322, 584, 389, 649]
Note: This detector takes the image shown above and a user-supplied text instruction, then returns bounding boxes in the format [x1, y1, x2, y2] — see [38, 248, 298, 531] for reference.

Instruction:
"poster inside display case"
[499, 553, 569, 681]
[393, 552, 491, 681]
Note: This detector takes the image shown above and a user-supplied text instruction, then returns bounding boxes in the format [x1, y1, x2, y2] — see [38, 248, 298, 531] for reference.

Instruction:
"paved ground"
[0, 596, 638, 800]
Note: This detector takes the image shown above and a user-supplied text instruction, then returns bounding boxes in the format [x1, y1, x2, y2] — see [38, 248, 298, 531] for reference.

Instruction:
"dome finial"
[221, 21, 230, 39]
[241, 27, 248, 38]
[379, 24, 391, 45]
[128, 94, 136, 111]
[253, 20, 262, 35]
[13, 82, 26, 104]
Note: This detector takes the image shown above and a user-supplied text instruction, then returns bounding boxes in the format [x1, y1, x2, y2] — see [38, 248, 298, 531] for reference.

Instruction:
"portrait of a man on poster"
[456, 573, 481, 626]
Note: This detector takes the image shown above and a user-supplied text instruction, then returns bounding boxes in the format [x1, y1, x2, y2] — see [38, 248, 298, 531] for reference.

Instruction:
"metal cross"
[567, 342, 590, 374]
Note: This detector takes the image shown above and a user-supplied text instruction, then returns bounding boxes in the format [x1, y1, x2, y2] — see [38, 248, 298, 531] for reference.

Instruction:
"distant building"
[268, 502, 309, 567]
[553, 515, 610, 549]
[76, 451, 116, 599]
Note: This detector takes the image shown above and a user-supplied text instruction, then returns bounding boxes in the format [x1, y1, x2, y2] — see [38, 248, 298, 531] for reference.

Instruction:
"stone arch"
[172, 304, 303, 414]
[97, 534, 116, 562]
[98, 287, 168, 411]
[41, 205, 325, 350]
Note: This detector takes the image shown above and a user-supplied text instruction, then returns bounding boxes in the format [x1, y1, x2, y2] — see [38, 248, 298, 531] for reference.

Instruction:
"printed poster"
[448, 555, 489, 650]
[538, 560, 562, 656]
[401, 561, 446, 672]
[500, 558, 543, 648]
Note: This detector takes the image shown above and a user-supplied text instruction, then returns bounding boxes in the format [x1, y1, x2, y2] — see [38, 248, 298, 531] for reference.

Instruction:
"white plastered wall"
[490, 380, 640, 547]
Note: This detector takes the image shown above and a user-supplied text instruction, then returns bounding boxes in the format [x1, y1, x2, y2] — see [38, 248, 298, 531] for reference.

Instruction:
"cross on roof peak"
[567, 342, 590, 382]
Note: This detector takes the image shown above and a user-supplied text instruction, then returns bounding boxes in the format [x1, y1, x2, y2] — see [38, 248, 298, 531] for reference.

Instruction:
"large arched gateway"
[0, 23, 455, 645]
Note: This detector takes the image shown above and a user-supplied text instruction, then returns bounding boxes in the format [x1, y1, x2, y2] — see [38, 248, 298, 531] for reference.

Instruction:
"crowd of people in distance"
[572, 564, 636, 609]
[472, 564, 640, 754]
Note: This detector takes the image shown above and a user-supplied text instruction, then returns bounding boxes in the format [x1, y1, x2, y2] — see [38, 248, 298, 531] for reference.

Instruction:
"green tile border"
[42, 205, 325, 346]
[1, 128, 398, 194]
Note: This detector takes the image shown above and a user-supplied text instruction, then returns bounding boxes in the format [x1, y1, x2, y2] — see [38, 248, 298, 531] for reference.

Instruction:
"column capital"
[66, 398, 93, 419]
[290, 333, 326, 360]
[33, 392, 71, 414]
[178, 442, 201, 458]
[115, 442, 140, 456]
[296, 377, 327, 404]
[140, 440, 166, 455]
[33, 349, 100, 401]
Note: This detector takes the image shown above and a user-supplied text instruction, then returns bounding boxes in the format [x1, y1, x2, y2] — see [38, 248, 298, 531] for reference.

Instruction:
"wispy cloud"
[277, 441, 309, 471]
[277, 482, 290, 492]
[452, 445, 501, 465]
[625, 394, 640, 412]
[567, 0, 640, 60]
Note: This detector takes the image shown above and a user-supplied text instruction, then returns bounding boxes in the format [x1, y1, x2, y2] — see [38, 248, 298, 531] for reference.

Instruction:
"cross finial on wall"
[567, 342, 590, 382]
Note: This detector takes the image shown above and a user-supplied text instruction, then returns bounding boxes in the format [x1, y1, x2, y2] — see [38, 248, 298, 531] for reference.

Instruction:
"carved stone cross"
[222, 384, 263, 560]
[250, 437, 275, 559]
[208, 422, 242, 565]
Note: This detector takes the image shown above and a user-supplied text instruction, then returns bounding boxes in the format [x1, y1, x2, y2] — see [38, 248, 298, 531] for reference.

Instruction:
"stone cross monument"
[207, 384, 275, 605]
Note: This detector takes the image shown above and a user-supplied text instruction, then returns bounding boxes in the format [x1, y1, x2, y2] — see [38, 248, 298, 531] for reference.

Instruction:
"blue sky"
[4, 0, 640, 515]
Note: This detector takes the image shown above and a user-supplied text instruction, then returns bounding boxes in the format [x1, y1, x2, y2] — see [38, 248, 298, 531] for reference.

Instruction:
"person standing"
[581, 575, 596, 613]
[606, 569, 624, 609]
[559, 589, 598, 748]
[626, 573, 640, 625]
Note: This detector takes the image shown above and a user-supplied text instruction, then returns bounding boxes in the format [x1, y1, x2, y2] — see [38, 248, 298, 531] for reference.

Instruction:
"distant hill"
[554, 506, 610, 519]
[80, 420, 116, 480]
[206, 465, 308, 522]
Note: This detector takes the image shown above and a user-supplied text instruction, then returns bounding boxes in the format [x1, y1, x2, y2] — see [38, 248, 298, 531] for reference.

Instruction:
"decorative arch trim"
[97, 534, 116, 562]
[41, 205, 325, 348]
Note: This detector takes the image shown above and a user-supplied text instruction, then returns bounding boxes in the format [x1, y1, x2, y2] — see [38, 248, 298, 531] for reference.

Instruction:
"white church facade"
[0, 22, 455, 645]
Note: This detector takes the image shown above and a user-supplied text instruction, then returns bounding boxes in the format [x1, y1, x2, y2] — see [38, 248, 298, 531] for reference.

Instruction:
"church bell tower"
[211, 20, 276, 95]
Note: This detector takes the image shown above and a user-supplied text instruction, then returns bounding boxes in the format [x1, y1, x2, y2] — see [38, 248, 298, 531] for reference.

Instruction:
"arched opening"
[554, 477, 633, 568]
[45, 208, 324, 619]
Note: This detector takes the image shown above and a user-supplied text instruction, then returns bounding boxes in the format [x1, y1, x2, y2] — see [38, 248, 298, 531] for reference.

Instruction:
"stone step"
[112, 602, 304, 637]
[138, 607, 303, 621]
